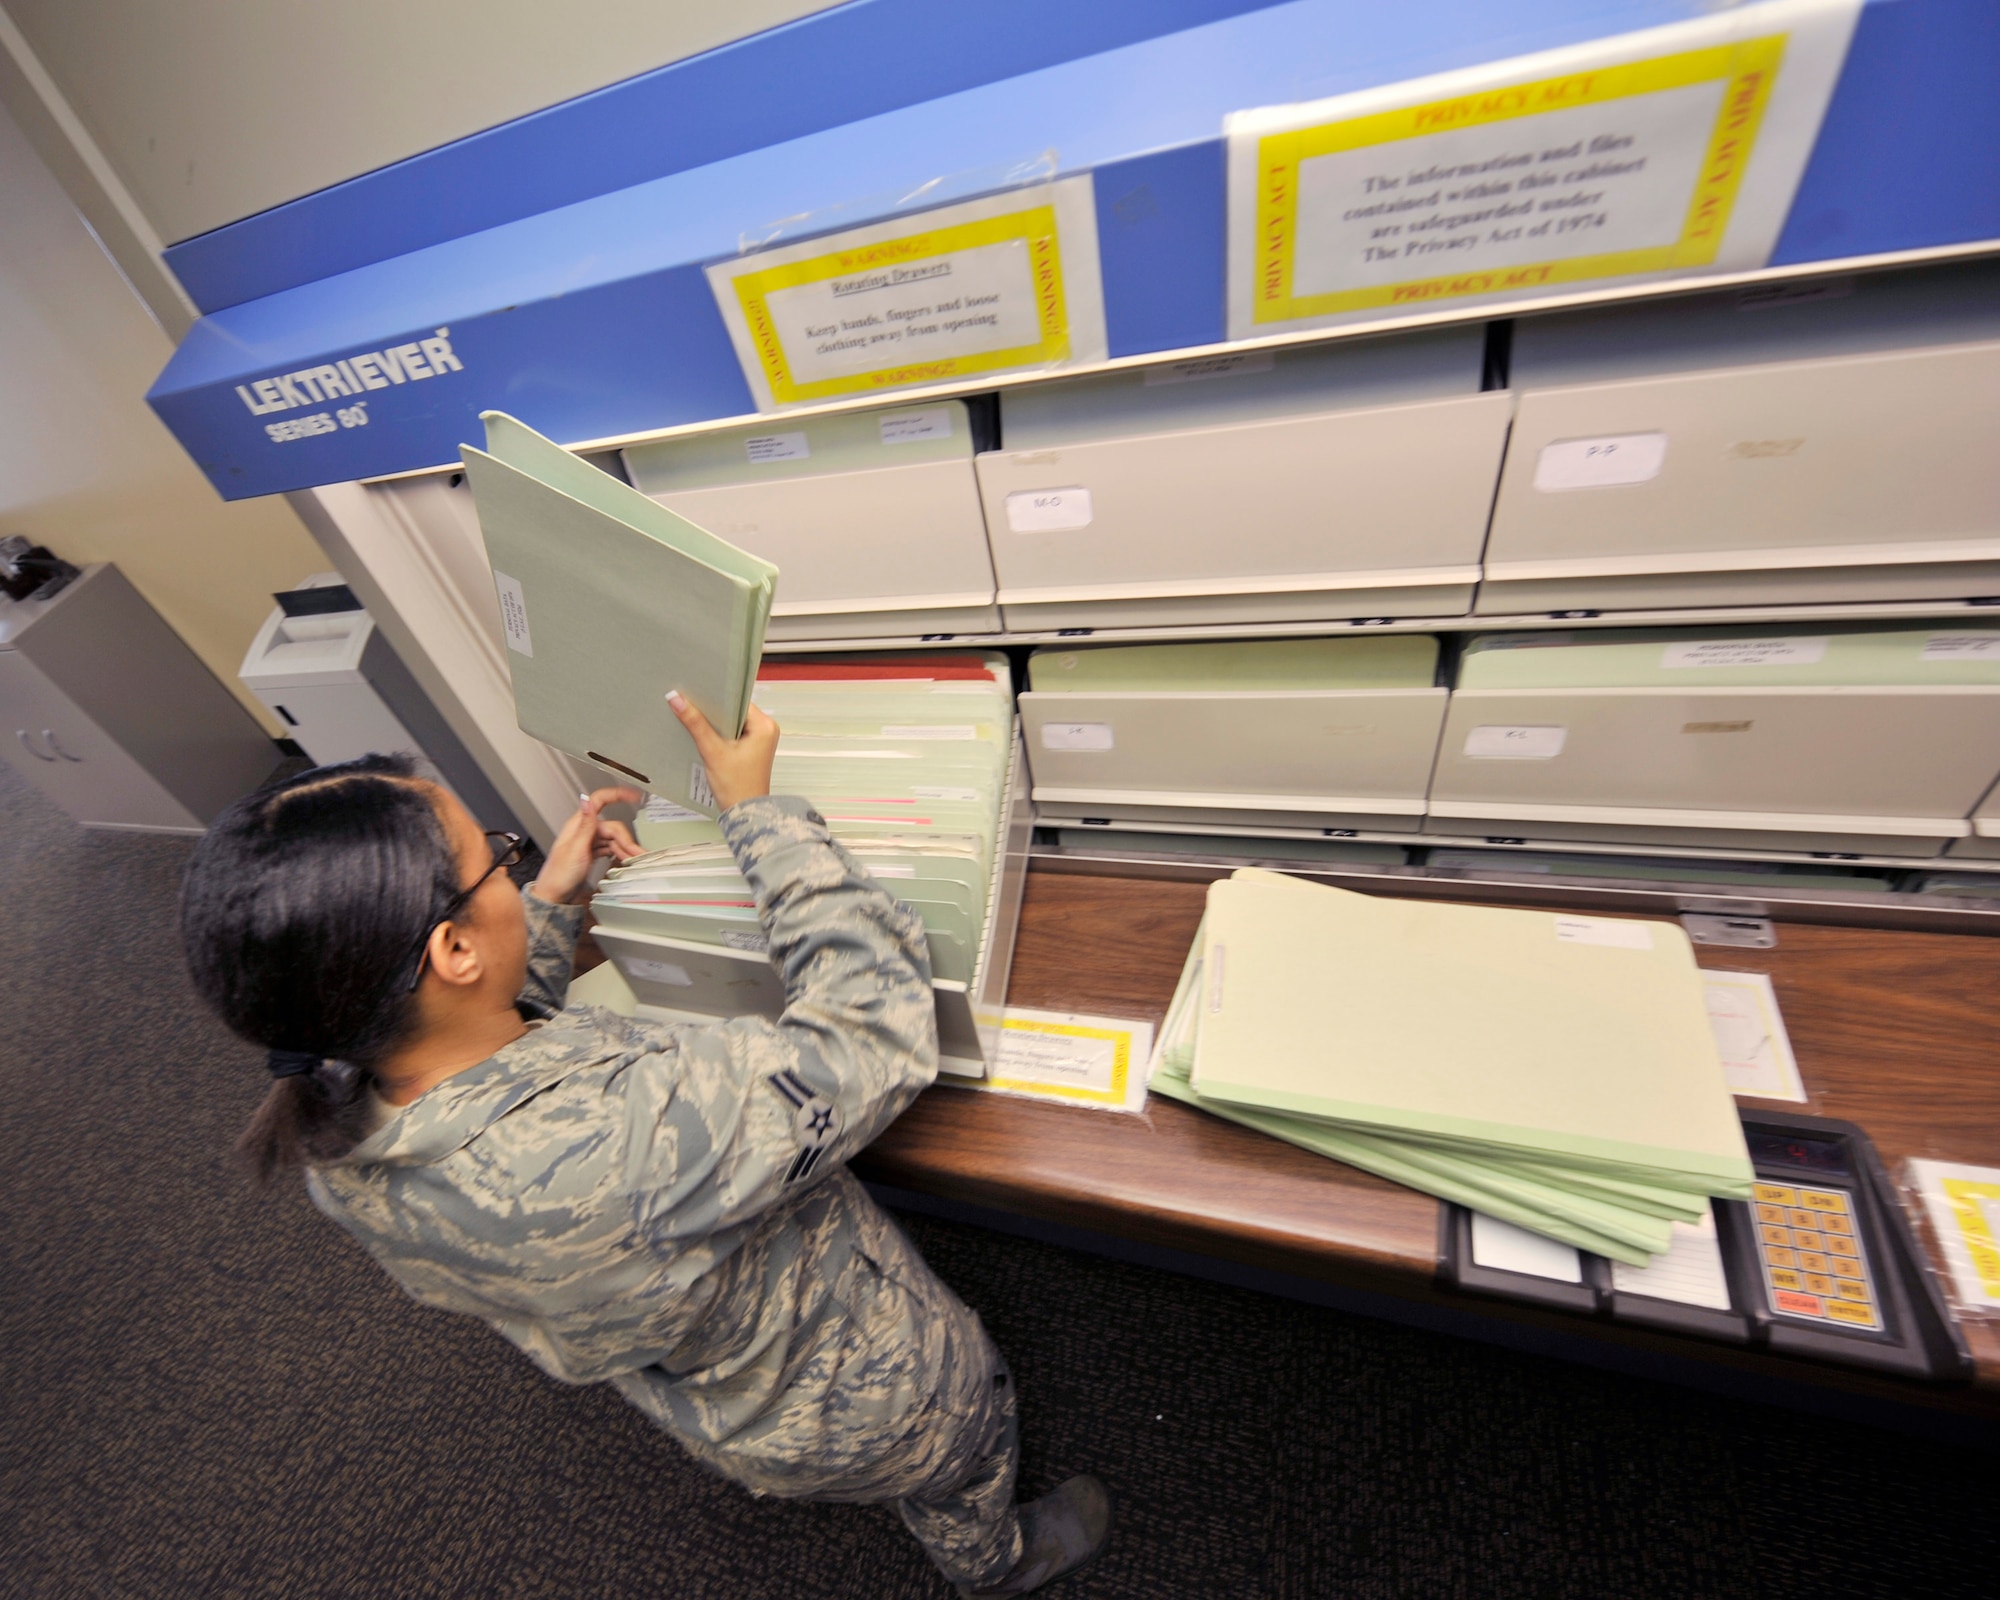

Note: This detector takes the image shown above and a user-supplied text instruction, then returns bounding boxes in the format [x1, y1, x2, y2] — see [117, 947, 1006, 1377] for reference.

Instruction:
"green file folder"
[1187, 870, 1753, 1196]
[461, 411, 777, 813]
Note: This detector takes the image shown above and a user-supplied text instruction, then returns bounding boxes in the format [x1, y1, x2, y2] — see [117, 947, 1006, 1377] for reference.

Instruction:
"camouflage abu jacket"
[307, 795, 950, 1489]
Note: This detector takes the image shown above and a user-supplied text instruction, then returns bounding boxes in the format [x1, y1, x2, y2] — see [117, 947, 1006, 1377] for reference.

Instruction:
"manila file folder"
[461, 412, 777, 813]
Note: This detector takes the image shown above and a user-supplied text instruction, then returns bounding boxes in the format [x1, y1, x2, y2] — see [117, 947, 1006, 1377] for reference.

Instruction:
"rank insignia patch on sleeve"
[767, 1069, 842, 1183]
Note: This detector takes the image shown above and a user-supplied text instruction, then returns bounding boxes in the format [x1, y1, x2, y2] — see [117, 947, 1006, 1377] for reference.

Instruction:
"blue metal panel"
[162, 0, 1303, 314]
[1772, 0, 2000, 263]
[1094, 143, 1230, 359]
[154, 0, 1709, 499]
[151, 0, 1997, 504]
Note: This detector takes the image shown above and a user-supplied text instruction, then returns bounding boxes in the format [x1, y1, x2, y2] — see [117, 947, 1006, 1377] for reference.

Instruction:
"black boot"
[956, 1475, 1114, 1598]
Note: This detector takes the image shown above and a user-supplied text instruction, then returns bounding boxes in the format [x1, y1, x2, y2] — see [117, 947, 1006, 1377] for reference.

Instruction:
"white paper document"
[1703, 970, 1805, 1102]
[1907, 1159, 2000, 1312]
[1470, 1212, 1583, 1283]
[1610, 1206, 1733, 1309]
[964, 1007, 1153, 1113]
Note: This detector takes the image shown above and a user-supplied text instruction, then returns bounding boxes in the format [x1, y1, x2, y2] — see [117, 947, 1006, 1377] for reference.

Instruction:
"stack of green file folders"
[461, 411, 777, 815]
[593, 655, 1014, 986]
[1150, 869, 1753, 1264]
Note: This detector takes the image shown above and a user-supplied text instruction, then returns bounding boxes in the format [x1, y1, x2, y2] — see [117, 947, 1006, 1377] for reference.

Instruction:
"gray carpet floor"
[1, 758, 1994, 1599]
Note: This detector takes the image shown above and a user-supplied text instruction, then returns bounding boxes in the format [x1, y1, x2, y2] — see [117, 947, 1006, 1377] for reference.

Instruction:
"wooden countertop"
[852, 867, 2000, 1414]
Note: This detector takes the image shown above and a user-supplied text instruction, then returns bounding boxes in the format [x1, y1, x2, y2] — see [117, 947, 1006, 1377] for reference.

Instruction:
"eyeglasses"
[403, 831, 528, 992]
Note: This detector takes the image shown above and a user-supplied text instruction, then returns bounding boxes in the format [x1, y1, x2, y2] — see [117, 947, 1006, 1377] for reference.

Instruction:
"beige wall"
[0, 98, 324, 735]
[3, 0, 843, 244]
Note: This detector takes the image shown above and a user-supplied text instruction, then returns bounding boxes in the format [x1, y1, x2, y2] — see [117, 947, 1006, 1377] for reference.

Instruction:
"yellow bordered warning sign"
[1225, 0, 1861, 338]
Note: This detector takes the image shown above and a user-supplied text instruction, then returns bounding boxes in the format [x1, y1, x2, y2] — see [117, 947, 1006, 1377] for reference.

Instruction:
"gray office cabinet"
[0, 564, 278, 832]
[624, 400, 999, 640]
[975, 329, 1510, 629]
[1427, 625, 2000, 855]
[1480, 260, 2000, 615]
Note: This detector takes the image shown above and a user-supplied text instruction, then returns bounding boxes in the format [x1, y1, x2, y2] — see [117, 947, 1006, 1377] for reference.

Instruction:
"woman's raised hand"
[531, 786, 643, 905]
[667, 691, 780, 814]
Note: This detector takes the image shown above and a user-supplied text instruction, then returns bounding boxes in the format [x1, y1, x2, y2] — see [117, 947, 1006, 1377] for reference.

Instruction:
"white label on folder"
[720, 930, 769, 953]
[627, 957, 693, 987]
[1006, 488, 1092, 532]
[913, 785, 980, 801]
[881, 724, 976, 740]
[879, 408, 953, 444]
[1554, 915, 1653, 950]
[1923, 634, 2000, 661]
[492, 571, 533, 657]
[642, 796, 707, 823]
[1533, 433, 1667, 491]
[1142, 351, 1275, 386]
[1040, 722, 1115, 752]
[1662, 637, 1827, 669]
[1207, 944, 1226, 1013]
[1463, 724, 1565, 760]
[687, 761, 716, 811]
[745, 431, 810, 463]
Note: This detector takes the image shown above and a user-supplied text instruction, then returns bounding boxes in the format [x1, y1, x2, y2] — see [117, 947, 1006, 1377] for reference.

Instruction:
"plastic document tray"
[592, 725, 1031, 1078]
[1480, 259, 2000, 615]
[624, 400, 999, 641]
[1021, 637, 1446, 833]
[1427, 625, 2000, 855]
[1440, 1112, 1973, 1383]
[975, 329, 1509, 630]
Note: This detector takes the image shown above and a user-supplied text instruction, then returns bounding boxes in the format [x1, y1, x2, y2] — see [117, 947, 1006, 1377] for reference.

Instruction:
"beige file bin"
[624, 400, 999, 639]
[1428, 626, 2000, 855]
[595, 726, 1031, 1077]
[1480, 260, 2000, 614]
[976, 331, 1509, 629]
[1022, 636, 1445, 831]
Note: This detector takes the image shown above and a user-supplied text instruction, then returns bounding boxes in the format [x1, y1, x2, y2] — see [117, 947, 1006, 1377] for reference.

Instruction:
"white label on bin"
[720, 931, 769, 954]
[1463, 724, 1565, 760]
[1142, 351, 1275, 386]
[878, 408, 953, 444]
[881, 724, 976, 740]
[1533, 433, 1667, 491]
[1006, 487, 1093, 531]
[1040, 722, 1115, 752]
[627, 957, 693, 987]
[1923, 634, 2000, 661]
[492, 571, 533, 657]
[1662, 637, 1826, 669]
[913, 785, 980, 801]
[641, 796, 707, 823]
[1554, 915, 1653, 950]
[745, 431, 810, 463]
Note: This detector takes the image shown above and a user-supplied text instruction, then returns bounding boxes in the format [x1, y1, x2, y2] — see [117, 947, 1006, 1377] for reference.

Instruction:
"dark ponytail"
[180, 754, 460, 1180]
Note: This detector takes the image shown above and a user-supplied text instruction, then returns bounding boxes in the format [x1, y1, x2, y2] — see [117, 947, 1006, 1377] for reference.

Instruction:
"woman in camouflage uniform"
[180, 693, 1111, 1597]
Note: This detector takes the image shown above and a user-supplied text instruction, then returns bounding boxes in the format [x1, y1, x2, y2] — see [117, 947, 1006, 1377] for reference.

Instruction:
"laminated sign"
[1225, 0, 1861, 338]
[709, 179, 1107, 410]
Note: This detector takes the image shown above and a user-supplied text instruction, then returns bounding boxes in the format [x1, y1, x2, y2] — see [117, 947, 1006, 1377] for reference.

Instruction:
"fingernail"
[665, 690, 685, 709]
[578, 792, 590, 805]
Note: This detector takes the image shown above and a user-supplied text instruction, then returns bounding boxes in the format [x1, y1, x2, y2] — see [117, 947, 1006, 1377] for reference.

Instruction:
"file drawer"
[1480, 261, 2000, 615]
[977, 331, 1508, 629]
[625, 400, 999, 639]
[1428, 626, 2000, 855]
[1023, 637, 1446, 833]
